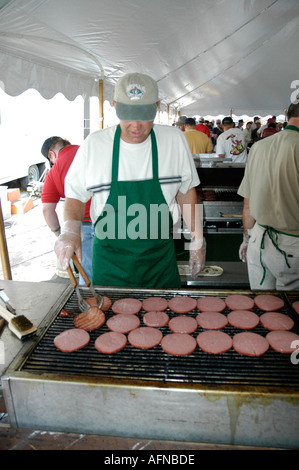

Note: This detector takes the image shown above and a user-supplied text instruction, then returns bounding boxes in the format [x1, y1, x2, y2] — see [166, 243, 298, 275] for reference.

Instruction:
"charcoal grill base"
[2, 374, 299, 449]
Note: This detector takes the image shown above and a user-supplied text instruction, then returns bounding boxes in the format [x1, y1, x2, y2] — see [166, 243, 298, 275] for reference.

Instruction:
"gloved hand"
[189, 237, 206, 277]
[239, 234, 249, 262]
[54, 220, 82, 271]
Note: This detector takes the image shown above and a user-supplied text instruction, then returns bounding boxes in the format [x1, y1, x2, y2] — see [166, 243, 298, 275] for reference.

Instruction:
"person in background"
[238, 101, 299, 290]
[237, 119, 244, 129]
[184, 117, 213, 154]
[211, 119, 223, 150]
[54, 73, 205, 289]
[243, 121, 253, 148]
[215, 117, 247, 163]
[196, 117, 210, 137]
[250, 116, 260, 133]
[262, 122, 278, 138]
[41, 136, 94, 283]
[174, 115, 187, 132]
[251, 121, 261, 143]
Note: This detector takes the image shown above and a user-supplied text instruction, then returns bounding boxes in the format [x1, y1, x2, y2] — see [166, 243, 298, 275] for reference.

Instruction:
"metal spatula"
[67, 254, 103, 311]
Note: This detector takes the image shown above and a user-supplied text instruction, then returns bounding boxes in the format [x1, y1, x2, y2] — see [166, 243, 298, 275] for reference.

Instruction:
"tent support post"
[0, 200, 12, 280]
[99, 80, 104, 129]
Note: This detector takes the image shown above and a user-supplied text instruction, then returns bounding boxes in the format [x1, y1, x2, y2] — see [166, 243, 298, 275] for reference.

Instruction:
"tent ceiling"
[0, 0, 298, 116]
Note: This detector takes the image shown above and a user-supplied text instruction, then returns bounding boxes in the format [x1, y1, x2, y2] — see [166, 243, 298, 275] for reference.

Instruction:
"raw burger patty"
[227, 310, 260, 330]
[128, 327, 162, 349]
[143, 311, 169, 327]
[86, 295, 112, 312]
[95, 331, 127, 354]
[161, 333, 197, 356]
[54, 328, 90, 352]
[112, 298, 142, 315]
[73, 307, 105, 331]
[142, 297, 168, 312]
[225, 294, 254, 311]
[196, 311, 228, 330]
[106, 314, 140, 334]
[254, 294, 284, 311]
[266, 330, 299, 353]
[168, 315, 198, 334]
[196, 330, 232, 354]
[233, 332, 269, 357]
[260, 312, 294, 331]
[292, 300, 299, 314]
[197, 296, 226, 312]
[168, 296, 197, 313]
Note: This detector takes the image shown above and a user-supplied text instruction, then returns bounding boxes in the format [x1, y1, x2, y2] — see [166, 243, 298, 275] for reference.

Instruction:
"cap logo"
[126, 83, 146, 101]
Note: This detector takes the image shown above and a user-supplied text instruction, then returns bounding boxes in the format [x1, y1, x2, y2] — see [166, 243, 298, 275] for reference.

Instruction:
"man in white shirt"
[216, 116, 247, 163]
[54, 72, 205, 289]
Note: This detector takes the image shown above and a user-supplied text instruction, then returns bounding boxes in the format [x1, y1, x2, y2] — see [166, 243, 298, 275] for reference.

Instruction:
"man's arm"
[42, 202, 61, 236]
[176, 187, 203, 241]
[54, 197, 86, 269]
[242, 198, 255, 234]
[176, 187, 205, 275]
[239, 198, 256, 262]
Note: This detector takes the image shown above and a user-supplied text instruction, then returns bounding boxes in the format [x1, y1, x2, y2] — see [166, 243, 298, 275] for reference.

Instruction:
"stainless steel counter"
[178, 261, 249, 288]
[0, 280, 69, 376]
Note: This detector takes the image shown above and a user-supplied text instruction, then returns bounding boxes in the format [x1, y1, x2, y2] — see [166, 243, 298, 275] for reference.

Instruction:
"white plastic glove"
[54, 220, 82, 270]
[189, 238, 206, 277]
[239, 234, 249, 262]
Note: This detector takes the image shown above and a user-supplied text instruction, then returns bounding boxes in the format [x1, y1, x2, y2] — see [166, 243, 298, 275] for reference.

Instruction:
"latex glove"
[54, 220, 82, 270]
[239, 234, 249, 262]
[189, 238, 206, 277]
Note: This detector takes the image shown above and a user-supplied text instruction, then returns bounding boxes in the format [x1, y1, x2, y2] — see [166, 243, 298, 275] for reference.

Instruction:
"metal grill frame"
[7, 287, 299, 393]
[2, 287, 299, 448]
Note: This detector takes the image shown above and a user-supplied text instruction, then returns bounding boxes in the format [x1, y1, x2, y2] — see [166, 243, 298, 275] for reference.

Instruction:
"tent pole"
[0, 200, 12, 280]
[99, 80, 104, 129]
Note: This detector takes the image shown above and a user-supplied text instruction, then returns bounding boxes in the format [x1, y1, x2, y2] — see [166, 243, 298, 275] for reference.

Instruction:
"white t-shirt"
[65, 124, 200, 224]
[216, 127, 247, 162]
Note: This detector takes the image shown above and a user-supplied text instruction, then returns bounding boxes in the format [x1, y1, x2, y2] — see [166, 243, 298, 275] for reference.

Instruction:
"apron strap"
[150, 128, 159, 179]
[259, 225, 291, 285]
[111, 124, 121, 182]
[111, 125, 159, 182]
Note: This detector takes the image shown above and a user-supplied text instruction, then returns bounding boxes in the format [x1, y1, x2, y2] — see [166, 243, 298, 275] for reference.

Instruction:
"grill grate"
[21, 289, 299, 389]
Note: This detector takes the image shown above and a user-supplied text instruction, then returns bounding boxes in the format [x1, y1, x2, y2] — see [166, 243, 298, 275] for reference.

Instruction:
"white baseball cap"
[114, 72, 159, 121]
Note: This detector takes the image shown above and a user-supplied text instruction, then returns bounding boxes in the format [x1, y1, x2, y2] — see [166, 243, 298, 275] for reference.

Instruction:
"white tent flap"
[0, 0, 298, 115]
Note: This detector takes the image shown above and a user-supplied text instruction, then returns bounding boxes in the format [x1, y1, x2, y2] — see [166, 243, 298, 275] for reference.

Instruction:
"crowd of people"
[174, 114, 288, 157]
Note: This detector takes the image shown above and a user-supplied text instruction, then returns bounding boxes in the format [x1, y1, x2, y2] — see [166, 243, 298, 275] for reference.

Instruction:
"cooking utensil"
[67, 254, 103, 311]
[0, 303, 37, 340]
[0, 289, 16, 314]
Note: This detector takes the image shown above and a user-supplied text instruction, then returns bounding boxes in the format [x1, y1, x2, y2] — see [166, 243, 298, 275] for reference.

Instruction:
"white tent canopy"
[0, 0, 299, 117]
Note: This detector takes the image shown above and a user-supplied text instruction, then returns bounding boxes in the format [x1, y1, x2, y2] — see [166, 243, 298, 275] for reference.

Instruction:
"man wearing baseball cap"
[54, 72, 205, 288]
[215, 116, 247, 163]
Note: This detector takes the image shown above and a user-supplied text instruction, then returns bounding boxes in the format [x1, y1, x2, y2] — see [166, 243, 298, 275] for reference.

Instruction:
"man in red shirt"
[41, 136, 93, 283]
[196, 118, 210, 137]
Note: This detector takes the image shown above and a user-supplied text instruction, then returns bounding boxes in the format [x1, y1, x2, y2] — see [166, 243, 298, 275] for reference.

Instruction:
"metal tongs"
[67, 254, 103, 312]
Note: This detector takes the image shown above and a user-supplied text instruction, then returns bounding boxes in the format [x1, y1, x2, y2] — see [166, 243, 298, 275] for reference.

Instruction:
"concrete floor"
[1, 192, 69, 284]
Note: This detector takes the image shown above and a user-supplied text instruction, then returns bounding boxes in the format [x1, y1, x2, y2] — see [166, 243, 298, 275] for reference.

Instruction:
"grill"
[3, 287, 299, 448]
[19, 288, 299, 389]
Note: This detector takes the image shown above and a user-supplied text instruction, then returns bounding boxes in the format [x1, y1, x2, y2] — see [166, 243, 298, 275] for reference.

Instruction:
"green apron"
[92, 124, 181, 289]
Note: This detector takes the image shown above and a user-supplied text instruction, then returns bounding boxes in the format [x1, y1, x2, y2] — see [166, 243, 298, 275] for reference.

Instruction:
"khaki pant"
[247, 223, 299, 290]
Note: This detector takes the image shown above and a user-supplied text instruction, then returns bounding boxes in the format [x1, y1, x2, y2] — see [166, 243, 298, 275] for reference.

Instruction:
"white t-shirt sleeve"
[65, 141, 92, 203]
